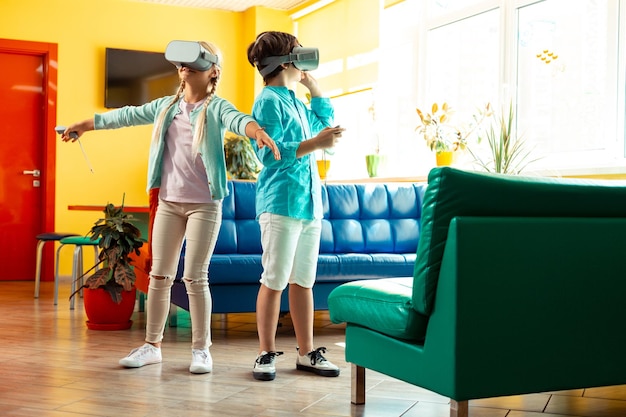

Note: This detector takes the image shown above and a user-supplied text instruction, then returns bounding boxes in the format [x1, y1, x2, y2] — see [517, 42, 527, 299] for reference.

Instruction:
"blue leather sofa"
[171, 180, 427, 314]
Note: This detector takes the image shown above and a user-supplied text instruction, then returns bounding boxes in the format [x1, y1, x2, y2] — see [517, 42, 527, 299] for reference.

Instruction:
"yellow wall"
[0, 0, 290, 274]
[241, 6, 295, 110]
[295, 0, 379, 96]
[1, 0, 379, 275]
[3, 0, 615, 277]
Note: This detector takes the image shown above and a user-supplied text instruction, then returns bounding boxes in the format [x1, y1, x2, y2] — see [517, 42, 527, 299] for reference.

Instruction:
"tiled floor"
[2, 279, 626, 416]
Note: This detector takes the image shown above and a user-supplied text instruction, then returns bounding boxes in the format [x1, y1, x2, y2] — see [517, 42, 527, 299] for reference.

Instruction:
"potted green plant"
[70, 197, 144, 330]
[224, 132, 262, 180]
[365, 100, 386, 177]
[467, 102, 539, 174]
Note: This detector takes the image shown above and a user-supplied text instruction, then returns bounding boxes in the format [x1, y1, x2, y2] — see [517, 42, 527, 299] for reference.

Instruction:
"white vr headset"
[258, 47, 319, 77]
[165, 40, 220, 71]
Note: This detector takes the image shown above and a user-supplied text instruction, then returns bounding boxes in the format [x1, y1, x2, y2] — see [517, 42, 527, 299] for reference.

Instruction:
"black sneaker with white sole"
[296, 347, 340, 377]
[253, 351, 284, 381]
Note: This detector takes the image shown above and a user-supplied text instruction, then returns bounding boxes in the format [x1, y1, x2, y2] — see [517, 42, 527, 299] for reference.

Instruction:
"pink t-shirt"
[159, 98, 214, 203]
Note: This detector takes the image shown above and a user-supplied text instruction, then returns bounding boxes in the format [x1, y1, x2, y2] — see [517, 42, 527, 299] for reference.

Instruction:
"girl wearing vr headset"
[60, 40, 280, 375]
[246, 31, 344, 381]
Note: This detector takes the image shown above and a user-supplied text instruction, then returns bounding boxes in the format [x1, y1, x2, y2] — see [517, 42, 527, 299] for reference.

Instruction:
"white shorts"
[258, 213, 322, 291]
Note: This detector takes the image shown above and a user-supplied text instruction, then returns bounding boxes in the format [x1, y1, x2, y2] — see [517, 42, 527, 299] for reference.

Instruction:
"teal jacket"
[252, 86, 334, 220]
[94, 95, 255, 200]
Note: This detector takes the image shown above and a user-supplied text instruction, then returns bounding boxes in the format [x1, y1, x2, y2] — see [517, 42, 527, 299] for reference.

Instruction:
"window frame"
[413, 0, 626, 176]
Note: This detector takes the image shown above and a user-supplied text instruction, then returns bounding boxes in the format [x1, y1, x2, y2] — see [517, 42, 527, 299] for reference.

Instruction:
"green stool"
[34, 232, 79, 299]
[56, 236, 100, 310]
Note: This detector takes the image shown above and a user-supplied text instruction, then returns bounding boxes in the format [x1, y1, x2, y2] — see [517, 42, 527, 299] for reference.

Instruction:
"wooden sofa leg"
[351, 364, 366, 404]
[450, 400, 468, 417]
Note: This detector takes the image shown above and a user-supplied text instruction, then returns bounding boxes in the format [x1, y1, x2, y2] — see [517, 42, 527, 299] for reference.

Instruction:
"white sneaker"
[296, 347, 340, 377]
[119, 343, 162, 368]
[252, 351, 283, 381]
[190, 349, 213, 374]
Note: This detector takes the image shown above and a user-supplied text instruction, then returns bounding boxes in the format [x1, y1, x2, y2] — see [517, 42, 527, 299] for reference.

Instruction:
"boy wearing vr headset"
[61, 40, 280, 374]
[246, 31, 344, 381]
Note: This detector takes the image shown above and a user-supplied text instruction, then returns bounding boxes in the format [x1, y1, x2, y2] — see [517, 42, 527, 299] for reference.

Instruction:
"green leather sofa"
[328, 166, 626, 417]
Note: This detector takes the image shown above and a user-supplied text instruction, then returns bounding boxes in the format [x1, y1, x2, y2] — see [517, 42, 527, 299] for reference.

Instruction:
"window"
[516, 0, 620, 171]
[378, 0, 624, 177]
[328, 0, 425, 179]
[302, 0, 624, 179]
[423, 9, 499, 113]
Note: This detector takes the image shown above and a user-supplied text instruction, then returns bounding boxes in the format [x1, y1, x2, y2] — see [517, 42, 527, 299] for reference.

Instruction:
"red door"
[0, 39, 57, 281]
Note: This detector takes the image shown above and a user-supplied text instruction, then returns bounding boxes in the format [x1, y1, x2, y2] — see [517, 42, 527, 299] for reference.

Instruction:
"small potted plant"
[70, 196, 144, 330]
[365, 100, 386, 177]
[224, 132, 262, 180]
[416, 102, 491, 166]
[467, 102, 539, 175]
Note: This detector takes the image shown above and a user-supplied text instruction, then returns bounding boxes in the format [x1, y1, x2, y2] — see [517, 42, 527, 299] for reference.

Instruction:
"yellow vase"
[435, 151, 455, 166]
[317, 160, 331, 180]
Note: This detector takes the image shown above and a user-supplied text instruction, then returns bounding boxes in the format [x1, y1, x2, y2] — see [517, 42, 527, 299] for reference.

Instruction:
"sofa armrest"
[425, 216, 626, 400]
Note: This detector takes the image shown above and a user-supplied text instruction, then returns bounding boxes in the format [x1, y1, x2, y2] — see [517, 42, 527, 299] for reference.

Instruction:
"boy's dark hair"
[247, 31, 300, 84]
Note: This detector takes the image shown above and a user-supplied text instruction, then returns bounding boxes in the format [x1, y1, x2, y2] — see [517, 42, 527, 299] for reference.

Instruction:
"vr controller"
[55, 126, 78, 139]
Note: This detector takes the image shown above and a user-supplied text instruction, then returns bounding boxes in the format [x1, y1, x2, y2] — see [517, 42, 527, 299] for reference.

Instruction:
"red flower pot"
[83, 287, 136, 330]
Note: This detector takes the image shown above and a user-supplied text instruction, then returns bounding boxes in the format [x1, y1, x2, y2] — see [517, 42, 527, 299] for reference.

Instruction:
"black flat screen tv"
[104, 47, 179, 108]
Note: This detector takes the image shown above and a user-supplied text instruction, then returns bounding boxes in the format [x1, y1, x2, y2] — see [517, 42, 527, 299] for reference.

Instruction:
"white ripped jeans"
[145, 199, 222, 350]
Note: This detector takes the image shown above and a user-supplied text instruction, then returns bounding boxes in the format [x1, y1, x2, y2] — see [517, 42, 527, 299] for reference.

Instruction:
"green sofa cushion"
[413, 167, 626, 315]
[327, 277, 429, 341]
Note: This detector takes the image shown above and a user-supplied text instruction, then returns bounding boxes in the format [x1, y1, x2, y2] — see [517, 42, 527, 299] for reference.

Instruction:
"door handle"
[23, 169, 41, 177]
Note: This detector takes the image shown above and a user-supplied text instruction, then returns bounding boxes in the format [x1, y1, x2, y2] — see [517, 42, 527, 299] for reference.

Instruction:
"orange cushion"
[130, 244, 150, 293]
[132, 187, 159, 294]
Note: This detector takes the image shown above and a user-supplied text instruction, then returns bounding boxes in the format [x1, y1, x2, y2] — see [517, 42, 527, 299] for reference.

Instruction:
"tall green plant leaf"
[468, 102, 540, 175]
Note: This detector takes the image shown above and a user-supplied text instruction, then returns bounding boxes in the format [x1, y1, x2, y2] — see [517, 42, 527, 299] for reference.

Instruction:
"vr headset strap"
[258, 50, 318, 77]
[258, 55, 291, 77]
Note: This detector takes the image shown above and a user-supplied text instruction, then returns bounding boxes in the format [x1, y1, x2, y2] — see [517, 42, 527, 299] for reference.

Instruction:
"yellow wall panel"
[295, 0, 379, 96]
[241, 7, 293, 110]
[0, 0, 367, 274]
[0, 0, 268, 274]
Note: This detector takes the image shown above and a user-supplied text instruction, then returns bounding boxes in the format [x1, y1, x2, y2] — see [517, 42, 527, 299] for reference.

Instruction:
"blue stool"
[34, 232, 79, 299]
[56, 236, 100, 310]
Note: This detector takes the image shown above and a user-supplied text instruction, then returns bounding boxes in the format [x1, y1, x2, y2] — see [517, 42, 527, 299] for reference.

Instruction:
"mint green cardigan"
[94, 95, 255, 200]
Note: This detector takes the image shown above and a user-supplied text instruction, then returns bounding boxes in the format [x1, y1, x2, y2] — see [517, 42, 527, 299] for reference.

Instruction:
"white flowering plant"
[416, 102, 491, 153]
